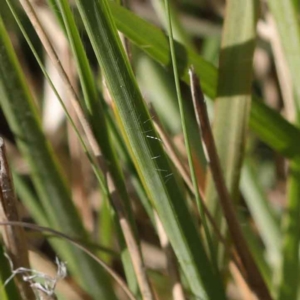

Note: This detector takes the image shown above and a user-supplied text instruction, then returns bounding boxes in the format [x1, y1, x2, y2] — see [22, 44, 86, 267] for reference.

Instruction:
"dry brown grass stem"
[0, 138, 35, 299]
[153, 119, 246, 280]
[189, 68, 272, 300]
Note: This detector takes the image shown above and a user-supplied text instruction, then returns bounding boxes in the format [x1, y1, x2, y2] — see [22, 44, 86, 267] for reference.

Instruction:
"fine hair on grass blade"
[153, 112, 247, 283]
[189, 69, 272, 300]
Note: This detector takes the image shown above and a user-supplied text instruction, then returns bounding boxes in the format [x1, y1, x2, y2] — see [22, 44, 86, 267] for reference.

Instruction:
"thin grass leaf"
[45, 0, 141, 294]
[164, 0, 216, 274]
[151, 0, 194, 49]
[241, 222, 272, 291]
[203, 1, 259, 280]
[0, 16, 117, 299]
[266, 1, 300, 298]
[205, 0, 259, 214]
[108, 1, 300, 159]
[249, 97, 300, 159]
[109, 1, 217, 97]
[189, 69, 272, 300]
[14, 179, 47, 237]
[277, 159, 300, 300]
[267, 0, 300, 110]
[136, 54, 181, 134]
[241, 159, 281, 267]
[74, 0, 226, 298]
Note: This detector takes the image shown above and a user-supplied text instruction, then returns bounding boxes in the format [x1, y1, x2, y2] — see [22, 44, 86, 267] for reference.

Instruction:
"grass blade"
[267, 1, 300, 298]
[241, 159, 281, 267]
[0, 15, 116, 299]
[277, 159, 300, 299]
[74, 0, 226, 298]
[189, 70, 272, 300]
[109, 1, 300, 159]
[45, 0, 143, 295]
[205, 0, 258, 215]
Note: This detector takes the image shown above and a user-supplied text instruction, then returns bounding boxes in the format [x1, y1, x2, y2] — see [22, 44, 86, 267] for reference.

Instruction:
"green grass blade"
[241, 159, 281, 267]
[267, 1, 300, 298]
[74, 0, 226, 298]
[45, 0, 140, 294]
[250, 97, 300, 159]
[110, 1, 217, 97]
[13, 172, 46, 227]
[135, 53, 207, 166]
[267, 0, 300, 109]
[151, 0, 194, 49]
[164, 0, 215, 268]
[277, 159, 300, 299]
[0, 16, 116, 299]
[205, 0, 259, 214]
[203, 0, 259, 279]
[49, 0, 98, 113]
[241, 222, 272, 291]
[108, 1, 300, 160]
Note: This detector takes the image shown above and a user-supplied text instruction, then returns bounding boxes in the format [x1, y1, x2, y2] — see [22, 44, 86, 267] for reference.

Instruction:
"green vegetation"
[0, 0, 299, 299]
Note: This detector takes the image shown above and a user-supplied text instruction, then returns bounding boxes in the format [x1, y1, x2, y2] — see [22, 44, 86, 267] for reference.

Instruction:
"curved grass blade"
[74, 0, 226, 298]
[108, 1, 300, 160]
[189, 70, 272, 300]
[241, 159, 281, 268]
[164, 0, 216, 272]
[267, 0, 300, 110]
[44, 0, 142, 294]
[200, 0, 272, 297]
[204, 0, 259, 259]
[0, 16, 117, 300]
[277, 159, 300, 300]
[267, 1, 300, 299]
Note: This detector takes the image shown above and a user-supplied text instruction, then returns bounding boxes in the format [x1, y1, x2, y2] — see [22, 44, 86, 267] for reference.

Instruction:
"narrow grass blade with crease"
[189, 69, 272, 300]
[74, 0, 226, 298]
[241, 159, 281, 268]
[0, 16, 116, 300]
[267, 0, 300, 109]
[266, 1, 300, 299]
[205, 0, 258, 216]
[44, 0, 141, 294]
[108, 1, 300, 160]
[203, 0, 259, 271]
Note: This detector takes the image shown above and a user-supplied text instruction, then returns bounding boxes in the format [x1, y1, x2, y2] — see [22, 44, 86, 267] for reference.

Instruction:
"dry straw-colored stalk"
[0, 138, 35, 299]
